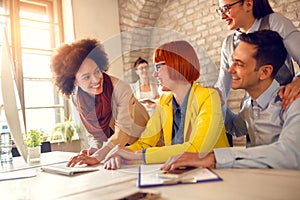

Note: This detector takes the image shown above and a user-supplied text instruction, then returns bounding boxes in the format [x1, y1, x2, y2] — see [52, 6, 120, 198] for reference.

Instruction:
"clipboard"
[137, 164, 222, 188]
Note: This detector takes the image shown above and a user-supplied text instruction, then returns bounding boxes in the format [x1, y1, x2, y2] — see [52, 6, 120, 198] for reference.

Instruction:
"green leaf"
[23, 129, 44, 148]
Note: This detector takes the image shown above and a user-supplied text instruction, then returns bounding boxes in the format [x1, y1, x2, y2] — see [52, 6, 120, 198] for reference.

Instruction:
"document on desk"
[137, 164, 222, 188]
[40, 163, 99, 176]
[0, 169, 37, 181]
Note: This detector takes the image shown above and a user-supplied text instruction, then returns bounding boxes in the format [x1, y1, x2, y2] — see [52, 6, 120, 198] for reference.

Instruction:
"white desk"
[0, 151, 76, 173]
[1, 152, 300, 200]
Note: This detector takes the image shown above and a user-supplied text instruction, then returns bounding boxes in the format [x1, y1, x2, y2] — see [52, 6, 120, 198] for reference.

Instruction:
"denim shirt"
[171, 86, 191, 144]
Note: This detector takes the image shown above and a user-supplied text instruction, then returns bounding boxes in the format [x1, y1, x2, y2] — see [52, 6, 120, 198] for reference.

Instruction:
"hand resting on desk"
[161, 152, 215, 171]
[102, 144, 143, 170]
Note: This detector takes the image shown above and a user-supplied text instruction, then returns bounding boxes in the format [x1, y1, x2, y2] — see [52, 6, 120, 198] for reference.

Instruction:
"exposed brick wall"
[118, 0, 168, 82]
[118, 0, 300, 146]
[119, 0, 300, 114]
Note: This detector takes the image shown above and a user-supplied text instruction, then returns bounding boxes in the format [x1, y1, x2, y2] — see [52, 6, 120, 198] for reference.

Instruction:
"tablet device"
[117, 191, 160, 200]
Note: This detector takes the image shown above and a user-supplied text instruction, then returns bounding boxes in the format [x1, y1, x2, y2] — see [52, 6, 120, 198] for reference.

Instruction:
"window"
[0, 0, 69, 137]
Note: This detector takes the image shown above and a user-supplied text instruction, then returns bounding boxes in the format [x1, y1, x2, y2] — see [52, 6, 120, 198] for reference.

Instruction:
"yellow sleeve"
[127, 93, 171, 151]
[144, 86, 229, 164]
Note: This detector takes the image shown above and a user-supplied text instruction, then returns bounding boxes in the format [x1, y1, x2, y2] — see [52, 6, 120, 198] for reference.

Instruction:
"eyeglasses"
[216, 0, 242, 16]
[136, 65, 149, 71]
[154, 62, 165, 72]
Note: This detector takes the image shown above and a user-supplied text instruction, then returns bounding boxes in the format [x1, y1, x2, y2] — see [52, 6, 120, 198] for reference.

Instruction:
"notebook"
[137, 164, 222, 188]
[40, 163, 99, 176]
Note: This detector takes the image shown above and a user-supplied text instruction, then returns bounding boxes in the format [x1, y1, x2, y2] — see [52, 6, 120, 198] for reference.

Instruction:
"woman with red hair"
[101, 40, 229, 169]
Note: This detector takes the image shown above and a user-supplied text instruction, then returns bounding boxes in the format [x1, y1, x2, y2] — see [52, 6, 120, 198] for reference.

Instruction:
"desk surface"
[1, 152, 300, 200]
[0, 151, 75, 173]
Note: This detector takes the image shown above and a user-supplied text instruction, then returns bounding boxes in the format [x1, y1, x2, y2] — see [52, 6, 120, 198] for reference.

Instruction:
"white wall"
[71, 0, 123, 78]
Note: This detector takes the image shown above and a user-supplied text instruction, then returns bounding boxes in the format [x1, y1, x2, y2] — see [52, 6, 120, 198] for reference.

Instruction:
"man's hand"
[278, 77, 300, 110]
[160, 152, 216, 171]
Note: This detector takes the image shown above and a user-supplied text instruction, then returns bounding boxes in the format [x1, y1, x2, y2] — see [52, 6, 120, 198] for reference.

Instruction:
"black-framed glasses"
[216, 0, 242, 16]
[154, 62, 165, 72]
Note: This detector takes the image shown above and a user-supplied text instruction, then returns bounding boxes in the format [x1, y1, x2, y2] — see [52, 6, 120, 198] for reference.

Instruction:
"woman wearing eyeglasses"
[130, 57, 160, 116]
[101, 40, 229, 169]
[215, 0, 300, 110]
[50, 38, 149, 167]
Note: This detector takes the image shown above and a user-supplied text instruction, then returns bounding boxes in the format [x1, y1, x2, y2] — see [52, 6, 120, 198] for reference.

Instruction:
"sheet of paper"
[0, 169, 37, 181]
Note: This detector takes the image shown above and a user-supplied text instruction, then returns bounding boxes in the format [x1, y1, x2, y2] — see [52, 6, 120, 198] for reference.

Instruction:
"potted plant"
[50, 116, 79, 143]
[23, 129, 45, 163]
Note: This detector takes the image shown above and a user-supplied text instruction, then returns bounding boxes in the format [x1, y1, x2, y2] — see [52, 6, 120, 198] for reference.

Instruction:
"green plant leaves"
[23, 129, 44, 148]
[50, 116, 79, 142]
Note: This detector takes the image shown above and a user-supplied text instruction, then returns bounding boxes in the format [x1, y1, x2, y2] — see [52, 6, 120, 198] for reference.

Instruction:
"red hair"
[153, 40, 200, 82]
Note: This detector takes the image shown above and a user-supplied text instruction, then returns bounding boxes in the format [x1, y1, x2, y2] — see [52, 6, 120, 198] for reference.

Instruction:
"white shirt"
[215, 80, 300, 169]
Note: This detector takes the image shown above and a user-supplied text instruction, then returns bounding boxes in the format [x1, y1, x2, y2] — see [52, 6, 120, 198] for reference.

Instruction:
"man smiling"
[161, 30, 300, 170]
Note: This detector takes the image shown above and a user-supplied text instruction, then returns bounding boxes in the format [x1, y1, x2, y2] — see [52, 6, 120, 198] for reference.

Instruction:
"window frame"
[1, 0, 70, 135]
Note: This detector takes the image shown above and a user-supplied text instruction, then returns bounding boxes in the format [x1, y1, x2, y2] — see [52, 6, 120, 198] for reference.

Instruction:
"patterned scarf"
[75, 73, 113, 143]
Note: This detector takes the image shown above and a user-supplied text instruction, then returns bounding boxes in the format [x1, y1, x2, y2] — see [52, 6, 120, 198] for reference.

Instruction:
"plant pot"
[27, 146, 41, 163]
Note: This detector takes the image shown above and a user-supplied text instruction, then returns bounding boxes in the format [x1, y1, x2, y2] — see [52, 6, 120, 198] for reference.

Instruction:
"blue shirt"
[171, 86, 191, 145]
[215, 80, 300, 169]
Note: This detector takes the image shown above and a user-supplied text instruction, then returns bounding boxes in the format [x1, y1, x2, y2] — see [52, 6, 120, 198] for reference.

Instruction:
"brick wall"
[119, 0, 300, 114]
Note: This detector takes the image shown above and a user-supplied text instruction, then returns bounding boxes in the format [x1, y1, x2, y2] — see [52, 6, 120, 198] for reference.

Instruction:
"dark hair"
[240, 0, 273, 19]
[153, 40, 200, 82]
[239, 30, 287, 77]
[50, 38, 109, 98]
[133, 57, 148, 68]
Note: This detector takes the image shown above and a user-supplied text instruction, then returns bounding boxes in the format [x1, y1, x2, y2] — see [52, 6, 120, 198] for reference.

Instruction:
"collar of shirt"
[172, 85, 192, 112]
[171, 85, 192, 144]
[171, 85, 192, 127]
[252, 80, 280, 110]
[235, 18, 261, 42]
[247, 18, 261, 33]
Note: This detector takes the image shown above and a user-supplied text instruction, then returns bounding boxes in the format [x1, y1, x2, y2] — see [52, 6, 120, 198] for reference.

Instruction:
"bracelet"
[142, 148, 147, 164]
[210, 152, 216, 168]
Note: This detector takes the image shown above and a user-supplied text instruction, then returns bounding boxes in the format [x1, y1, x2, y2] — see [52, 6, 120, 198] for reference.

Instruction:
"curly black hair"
[50, 38, 109, 98]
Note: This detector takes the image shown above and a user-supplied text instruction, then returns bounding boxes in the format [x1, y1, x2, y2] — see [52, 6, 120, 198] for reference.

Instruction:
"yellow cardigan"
[128, 83, 229, 163]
